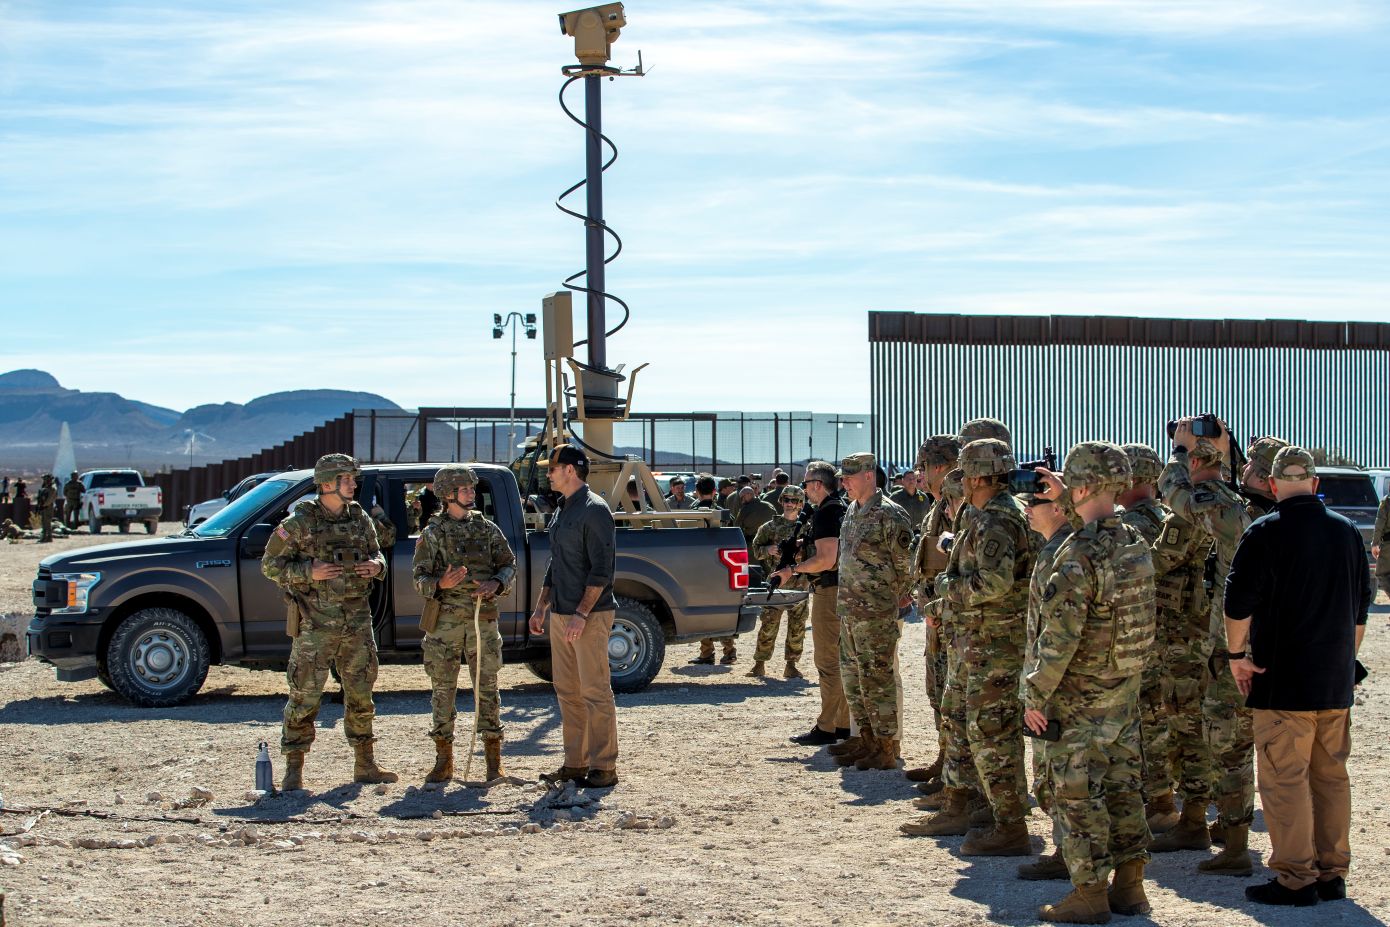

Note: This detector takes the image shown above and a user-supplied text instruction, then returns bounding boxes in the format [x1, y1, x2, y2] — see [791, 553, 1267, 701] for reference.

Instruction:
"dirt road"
[2, 530, 1388, 926]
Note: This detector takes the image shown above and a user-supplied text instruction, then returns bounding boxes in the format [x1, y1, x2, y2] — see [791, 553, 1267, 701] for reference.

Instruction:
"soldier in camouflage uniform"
[1151, 421, 1254, 875]
[36, 475, 56, 543]
[262, 453, 394, 790]
[1, 518, 21, 542]
[832, 452, 914, 771]
[63, 471, 83, 530]
[1240, 436, 1289, 521]
[413, 465, 517, 783]
[1117, 444, 1177, 833]
[1374, 488, 1390, 598]
[747, 485, 809, 678]
[930, 438, 1035, 855]
[1024, 442, 1156, 923]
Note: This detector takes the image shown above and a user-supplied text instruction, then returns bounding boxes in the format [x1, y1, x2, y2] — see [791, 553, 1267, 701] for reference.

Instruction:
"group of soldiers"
[2, 471, 84, 543]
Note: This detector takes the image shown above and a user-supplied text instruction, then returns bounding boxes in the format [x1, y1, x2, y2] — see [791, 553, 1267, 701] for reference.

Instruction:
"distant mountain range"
[0, 369, 399, 472]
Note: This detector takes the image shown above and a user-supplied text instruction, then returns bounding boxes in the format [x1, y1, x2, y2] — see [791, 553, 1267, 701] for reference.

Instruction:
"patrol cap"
[1062, 441, 1131, 490]
[1189, 438, 1225, 466]
[1271, 446, 1316, 481]
[959, 418, 1011, 448]
[959, 439, 1015, 478]
[433, 464, 478, 498]
[549, 444, 589, 470]
[313, 453, 360, 485]
[1246, 436, 1290, 478]
[840, 452, 876, 476]
[917, 435, 962, 469]
[1121, 443, 1164, 486]
[780, 485, 805, 503]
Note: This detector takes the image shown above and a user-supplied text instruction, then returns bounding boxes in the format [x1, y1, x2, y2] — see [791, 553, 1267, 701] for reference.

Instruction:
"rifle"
[765, 519, 807, 601]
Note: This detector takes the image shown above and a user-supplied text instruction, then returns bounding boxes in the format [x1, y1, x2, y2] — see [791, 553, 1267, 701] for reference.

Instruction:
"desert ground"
[2, 526, 1388, 926]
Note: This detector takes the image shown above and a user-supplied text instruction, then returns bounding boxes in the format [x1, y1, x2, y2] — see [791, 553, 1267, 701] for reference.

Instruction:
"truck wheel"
[96, 657, 114, 691]
[118, 520, 131, 534]
[144, 519, 158, 534]
[105, 607, 211, 707]
[88, 509, 101, 535]
[525, 658, 553, 682]
[610, 597, 665, 694]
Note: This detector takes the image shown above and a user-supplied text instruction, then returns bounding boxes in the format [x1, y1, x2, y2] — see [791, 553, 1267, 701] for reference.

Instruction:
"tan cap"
[840, 452, 876, 476]
[1271, 446, 1316, 481]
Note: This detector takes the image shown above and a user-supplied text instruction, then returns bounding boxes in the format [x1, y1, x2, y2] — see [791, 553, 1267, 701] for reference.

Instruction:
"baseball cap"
[1271, 446, 1315, 481]
[840, 452, 876, 475]
[550, 445, 588, 469]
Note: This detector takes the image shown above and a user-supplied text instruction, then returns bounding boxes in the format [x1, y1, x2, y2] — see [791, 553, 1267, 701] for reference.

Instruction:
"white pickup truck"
[81, 469, 163, 535]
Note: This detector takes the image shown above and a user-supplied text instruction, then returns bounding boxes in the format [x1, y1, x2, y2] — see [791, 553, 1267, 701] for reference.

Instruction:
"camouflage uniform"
[371, 507, 397, 551]
[1242, 436, 1288, 523]
[1024, 442, 1155, 894]
[36, 477, 56, 542]
[750, 509, 809, 663]
[1, 518, 20, 542]
[1375, 492, 1390, 597]
[262, 484, 387, 756]
[1159, 443, 1254, 830]
[1027, 521, 1074, 818]
[63, 474, 83, 529]
[934, 472, 983, 797]
[936, 441, 1035, 827]
[838, 461, 914, 741]
[413, 503, 516, 744]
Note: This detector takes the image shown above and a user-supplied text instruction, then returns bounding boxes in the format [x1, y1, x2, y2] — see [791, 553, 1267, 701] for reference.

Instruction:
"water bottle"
[255, 742, 275, 793]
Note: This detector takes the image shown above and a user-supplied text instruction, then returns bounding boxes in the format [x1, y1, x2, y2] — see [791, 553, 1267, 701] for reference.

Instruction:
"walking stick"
[462, 595, 484, 785]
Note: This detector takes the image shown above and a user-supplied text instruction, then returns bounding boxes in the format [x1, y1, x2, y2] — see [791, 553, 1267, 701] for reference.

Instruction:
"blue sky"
[2, 1, 1386, 414]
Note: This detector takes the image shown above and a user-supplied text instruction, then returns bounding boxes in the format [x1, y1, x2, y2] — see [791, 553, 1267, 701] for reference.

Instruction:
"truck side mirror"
[242, 523, 273, 558]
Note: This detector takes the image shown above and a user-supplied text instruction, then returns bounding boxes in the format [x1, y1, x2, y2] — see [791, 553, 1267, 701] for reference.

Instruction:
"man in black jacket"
[1224, 446, 1372, 907]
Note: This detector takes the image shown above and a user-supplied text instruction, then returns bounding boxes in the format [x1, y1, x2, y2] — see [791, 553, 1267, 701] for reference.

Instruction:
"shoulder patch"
[1042, 581, 1057, 601]
[983, 539, 1000, 559]
[1193, 490, 1215, 503]
[275, 525, 290, 540]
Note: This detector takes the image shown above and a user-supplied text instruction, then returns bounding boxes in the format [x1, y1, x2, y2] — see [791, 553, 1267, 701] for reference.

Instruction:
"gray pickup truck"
[28, 463, 761, 707]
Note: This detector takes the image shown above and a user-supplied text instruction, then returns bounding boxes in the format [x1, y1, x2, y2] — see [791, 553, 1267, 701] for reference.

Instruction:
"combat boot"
[1145, 791, 1179, 834]
[484, 738, 505, 782]
[914, 785, 977, 810]
[1209, 822, 1226, 847]
[745, 661, 766, 678]
[855, 736, 900, 771]
[425, 738, 453, 784]
[783, 661, 803, 679]
[353, 742, 399, 784]
[916, 778, 945, 796]
[1197, 824, 1252, 876]
[829, 733, 867, 757]
[837, 733, 877, 767]
[961, 820, 1032, 857]
[1039, 882, 1111, 924]
[968, 800, 996, 828]
[1149, 801, 1209, 852]
[1108, 859, 1150, 915]
[905, 748, 944, 783]
[281, 751, 305, 792]
[1018, 849, 1070, 881]
[899, 787, 972, 837]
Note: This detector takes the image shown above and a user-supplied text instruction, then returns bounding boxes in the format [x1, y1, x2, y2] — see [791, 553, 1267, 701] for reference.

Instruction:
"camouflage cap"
[779, 485, 805, 503]
[959, 418, 1011, 448]
[840, 452, 876, 476]
[916, 434, 962, 469]
[1271, 445, 1316, 481]
[1121, 443, 1164, 485]
[941, 468, 965, 500]
[433, 464, 478, 498]
[1245, 436, 1291, 478]
[1062, 441, 1131, 490]
[313, 453, 361, 485]
[958, 439, 1015, 478]
[1189, 438, 1225, 465]
[717, 477, 734, 490]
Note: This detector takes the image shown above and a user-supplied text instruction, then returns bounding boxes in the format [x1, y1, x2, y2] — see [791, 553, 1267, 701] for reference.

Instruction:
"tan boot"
[1018, 849, 1070, 881]
[1145, 791, 1179, 834]
[1197, 824, 1252, 876]
[353, 742, 399, 784]
[1149, 801, 1209, 852]
[900, 787, 972, 836]
[745, 661, 766, 678]
[968, 800, 996, 828]
[281, 751, 305, 792]
[905, 749, 944, 783]
[915, 785, 977, 810]
[961, 820, 1032, 857]
[484, 738, 505, 781]
[1108, 858, 1150, 915]
[828, 733, 866, 757]
[783, 661, 803, 679]
[1209, 821, 1226, 847]
[855, 736, 900, 770]
[425, 738, 453, 784]
[1039, 882, 1112, 924]
[835, 733, 876, 767]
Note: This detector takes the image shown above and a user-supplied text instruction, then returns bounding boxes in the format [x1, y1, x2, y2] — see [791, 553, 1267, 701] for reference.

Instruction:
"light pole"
[493, 312, 538, 459]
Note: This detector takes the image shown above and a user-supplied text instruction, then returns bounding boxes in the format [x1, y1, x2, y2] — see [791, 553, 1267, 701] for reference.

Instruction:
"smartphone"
[1023, 719, 1062, 742]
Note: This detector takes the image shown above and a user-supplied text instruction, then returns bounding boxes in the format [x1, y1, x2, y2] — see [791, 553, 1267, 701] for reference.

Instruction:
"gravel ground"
[2, 528, 1388, 926]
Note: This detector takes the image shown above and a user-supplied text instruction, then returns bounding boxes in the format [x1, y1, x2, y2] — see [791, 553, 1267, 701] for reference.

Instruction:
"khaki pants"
[810, 585, 849, 733]
[1253, 708, 1352, 891]
[549, 610, 620, 772]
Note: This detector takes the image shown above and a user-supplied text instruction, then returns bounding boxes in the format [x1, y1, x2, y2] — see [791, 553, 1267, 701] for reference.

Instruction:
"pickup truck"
[185, 471, 281, 527]
[81, 469, 163, 535]
[29, 463, 765, 707]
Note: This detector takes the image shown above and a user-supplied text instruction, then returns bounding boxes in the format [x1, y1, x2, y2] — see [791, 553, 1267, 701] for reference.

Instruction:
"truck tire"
[610, 596, 665, 694]
[88, 509, 101, 535]
[144, 519, 158, 534]
[96, 657, 114, 691]
[119, 520, 131, 534]
[105, 607, 211, 707]
[525, 658, 553, 682]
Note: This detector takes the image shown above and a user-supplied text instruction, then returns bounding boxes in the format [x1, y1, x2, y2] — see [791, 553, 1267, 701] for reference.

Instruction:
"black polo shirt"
[808, 492, 847, 588]
[1224, 493, 1372, 711]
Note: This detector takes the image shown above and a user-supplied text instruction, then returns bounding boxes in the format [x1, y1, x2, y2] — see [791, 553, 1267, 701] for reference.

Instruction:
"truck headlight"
[50, 572, 101, 615]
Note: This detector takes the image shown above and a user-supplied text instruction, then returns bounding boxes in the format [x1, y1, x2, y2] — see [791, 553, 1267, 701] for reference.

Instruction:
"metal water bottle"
[255, 741, 274, 793]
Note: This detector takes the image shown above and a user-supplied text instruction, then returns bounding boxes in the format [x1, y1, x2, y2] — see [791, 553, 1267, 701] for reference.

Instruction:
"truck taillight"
[156, 490, 163, 505]
[97, 492, 106, 505]
[718, 548, 749, 591]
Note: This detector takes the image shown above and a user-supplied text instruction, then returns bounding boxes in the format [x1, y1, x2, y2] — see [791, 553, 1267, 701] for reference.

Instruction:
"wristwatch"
[576, 610, 590, 621]
[1226, 650, 1247, 660]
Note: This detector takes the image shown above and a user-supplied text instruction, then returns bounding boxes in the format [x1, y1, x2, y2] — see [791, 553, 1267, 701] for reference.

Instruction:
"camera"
[559, 3, 625, 66]
[332, 549, 362, 565]
[1007, 469, 1045, 495]
[1166, 413, 1221, 440]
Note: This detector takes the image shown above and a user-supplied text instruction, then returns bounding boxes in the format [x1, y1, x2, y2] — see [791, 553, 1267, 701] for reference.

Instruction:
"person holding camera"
[1024, 442, 1157, 923]
[1154, 418, 1254, 874]
[413, 465, 518, 783]
[262, 453, 394, 791]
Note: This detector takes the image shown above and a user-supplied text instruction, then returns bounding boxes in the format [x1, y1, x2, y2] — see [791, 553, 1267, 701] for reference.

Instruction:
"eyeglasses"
[782, 499, 803, 505]
[801, 480, 821, 488]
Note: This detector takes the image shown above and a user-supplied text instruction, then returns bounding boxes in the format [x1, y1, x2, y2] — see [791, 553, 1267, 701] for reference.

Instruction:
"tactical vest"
[300, 500, 374, 600]
[422, 512, 508, 608]
[1069, 521, 1155, 679]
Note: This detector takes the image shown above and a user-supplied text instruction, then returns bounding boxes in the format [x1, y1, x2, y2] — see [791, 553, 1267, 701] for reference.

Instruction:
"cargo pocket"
[1254, 714, 1295, 779]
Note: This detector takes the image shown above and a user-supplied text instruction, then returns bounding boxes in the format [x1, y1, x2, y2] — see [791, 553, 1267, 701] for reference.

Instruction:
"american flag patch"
[275, 526, 290, 540]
